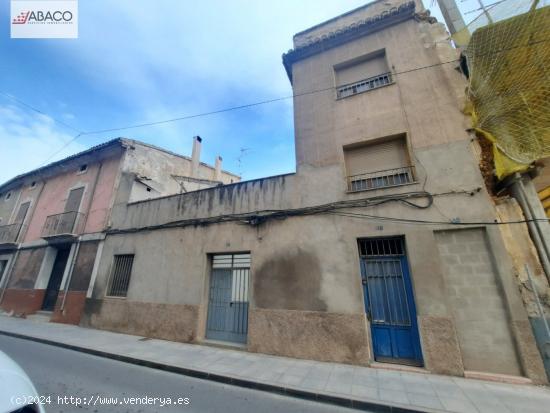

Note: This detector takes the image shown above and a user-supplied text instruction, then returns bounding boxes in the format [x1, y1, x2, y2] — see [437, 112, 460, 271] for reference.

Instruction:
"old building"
[0, 137, 238, 324]
[73, 0, 547, 383]
[2, 0, 547, 383]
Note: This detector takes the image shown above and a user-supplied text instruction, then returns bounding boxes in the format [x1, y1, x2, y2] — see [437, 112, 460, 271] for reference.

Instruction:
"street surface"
[0, 334, 365, 413]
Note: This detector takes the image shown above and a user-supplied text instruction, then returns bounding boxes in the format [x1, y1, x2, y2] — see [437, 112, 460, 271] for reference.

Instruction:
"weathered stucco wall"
[293, 0, 424, 48]
[292, 19, 467, 171]
[51, 241, 100, 325]
[23, 154, 122, 242]
[7, 248, 45, 289]
[122, 141, 239, 204]
[1, 247, 47, 315]
[0, 187, 22, 226]
[78, 6, 547, 382]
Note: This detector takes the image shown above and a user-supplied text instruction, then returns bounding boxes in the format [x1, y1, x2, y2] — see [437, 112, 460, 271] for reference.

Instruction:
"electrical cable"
[104, 189, 549, 236]
[0, 91, 83, 134]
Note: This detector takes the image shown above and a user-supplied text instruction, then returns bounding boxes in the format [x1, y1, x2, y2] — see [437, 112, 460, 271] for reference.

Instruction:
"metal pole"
[60, 240, 80, 312]
[525, 264, 550, 340]
[511, 175, 550, 282]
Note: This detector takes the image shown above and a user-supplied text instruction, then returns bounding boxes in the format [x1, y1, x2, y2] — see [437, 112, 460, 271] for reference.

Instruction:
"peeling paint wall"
[23, 152, 122, 242]
[496, 198, 550, 317]
[122, 142, 240, 204]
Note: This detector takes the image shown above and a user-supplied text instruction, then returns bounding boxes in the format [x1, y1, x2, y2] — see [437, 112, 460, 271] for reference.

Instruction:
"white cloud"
[0, 104, 86, 185]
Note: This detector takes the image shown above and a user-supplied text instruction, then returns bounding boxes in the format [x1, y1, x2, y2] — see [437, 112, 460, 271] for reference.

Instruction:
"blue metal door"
[206, 254, 250, 344]
[359, 238, 423, 365]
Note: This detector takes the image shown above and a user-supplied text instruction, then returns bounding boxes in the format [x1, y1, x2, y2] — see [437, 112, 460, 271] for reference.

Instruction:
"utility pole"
[436, 0, 468, 35]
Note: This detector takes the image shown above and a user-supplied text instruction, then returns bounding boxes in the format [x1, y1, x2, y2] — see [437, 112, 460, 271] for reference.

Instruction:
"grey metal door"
[206, 254, 250, 344]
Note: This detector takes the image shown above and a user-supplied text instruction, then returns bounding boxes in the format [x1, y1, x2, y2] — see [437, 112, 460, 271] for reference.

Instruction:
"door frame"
[0, 253, 14, 290]
[204, 252, 251, 345]
[358, 236, 423, 366]
[41, 246, 72, 311]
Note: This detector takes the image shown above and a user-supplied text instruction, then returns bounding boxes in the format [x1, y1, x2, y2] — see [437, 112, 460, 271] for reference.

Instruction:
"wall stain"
[9, 248, 46, 289]
[254, 248, 327, 311]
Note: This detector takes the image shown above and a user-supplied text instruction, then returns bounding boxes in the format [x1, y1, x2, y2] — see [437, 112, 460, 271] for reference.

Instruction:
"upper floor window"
[335, 50, 392, 99]
[77, 164, 88, 174]
[344, 135, 414, 192]
[4, 192, 11, 201]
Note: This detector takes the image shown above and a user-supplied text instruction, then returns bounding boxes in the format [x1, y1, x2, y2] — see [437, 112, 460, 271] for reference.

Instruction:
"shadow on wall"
[254, 248, 328, 312]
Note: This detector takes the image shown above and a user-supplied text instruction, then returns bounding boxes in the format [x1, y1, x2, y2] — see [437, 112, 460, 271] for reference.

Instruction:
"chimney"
[191, 136, 202, 177]
[214, 156, 222, 181]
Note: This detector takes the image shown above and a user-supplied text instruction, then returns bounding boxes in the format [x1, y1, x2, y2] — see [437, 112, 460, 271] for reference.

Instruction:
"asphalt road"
[0, 334, 365, 413]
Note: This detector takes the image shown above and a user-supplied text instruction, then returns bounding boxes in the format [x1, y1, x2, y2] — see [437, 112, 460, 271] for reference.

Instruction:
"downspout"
[60, 240, 80, 312]
[82, 162, 103, 232]
[517, 175, 550, 259]
[510, 173, 550, 282]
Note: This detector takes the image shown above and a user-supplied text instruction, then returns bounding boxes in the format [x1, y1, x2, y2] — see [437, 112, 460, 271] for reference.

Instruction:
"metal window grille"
[348, 166, 414, 192]
[337, 72, 393, 98]
[359, 237, 405, 257]
[107, 254, 134, 297]
[359, 238, 411, 326]
[212, 253, 251, 269]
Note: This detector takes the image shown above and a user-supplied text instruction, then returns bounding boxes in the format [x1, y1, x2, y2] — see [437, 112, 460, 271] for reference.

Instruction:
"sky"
[0, 0, 474, 184]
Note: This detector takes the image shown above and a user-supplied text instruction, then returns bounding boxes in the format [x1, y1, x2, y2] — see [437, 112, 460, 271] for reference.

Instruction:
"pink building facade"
[0, 137, 238, 324]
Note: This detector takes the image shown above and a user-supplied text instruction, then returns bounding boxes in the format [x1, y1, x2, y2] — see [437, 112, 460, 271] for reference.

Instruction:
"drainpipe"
[509, 173, 550, 282]
[60, 240, 80, 312]
[82, 162, 103, 232]
[0, 249, 20, 306]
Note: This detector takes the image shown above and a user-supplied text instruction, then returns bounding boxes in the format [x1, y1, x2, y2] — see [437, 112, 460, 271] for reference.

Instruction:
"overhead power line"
[62, 59, 463, 136]
[0, 58, 462, 141]
[0, 91, 83, 134]
[104, 190, 550, 236]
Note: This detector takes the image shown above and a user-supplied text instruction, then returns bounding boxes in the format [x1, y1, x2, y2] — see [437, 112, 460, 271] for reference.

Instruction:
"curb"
[0, 329, 427, 413]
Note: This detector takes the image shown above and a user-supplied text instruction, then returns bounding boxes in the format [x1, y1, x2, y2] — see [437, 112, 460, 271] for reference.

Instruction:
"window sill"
[104, 295, 127, 300]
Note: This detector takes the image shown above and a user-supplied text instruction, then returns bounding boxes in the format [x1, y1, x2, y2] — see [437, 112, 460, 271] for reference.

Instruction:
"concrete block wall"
[435, 228, 522, 376]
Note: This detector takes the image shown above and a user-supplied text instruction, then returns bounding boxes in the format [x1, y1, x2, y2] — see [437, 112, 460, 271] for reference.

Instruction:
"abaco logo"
[11, 10, 74, 25]
[12, 11, 30, 24]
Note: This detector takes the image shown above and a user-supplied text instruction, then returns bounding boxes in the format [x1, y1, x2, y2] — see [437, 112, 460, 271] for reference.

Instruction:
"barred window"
[107, 254, 134, 297]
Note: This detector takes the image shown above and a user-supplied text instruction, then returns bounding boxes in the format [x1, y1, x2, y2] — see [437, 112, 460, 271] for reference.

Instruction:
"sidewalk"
[0, 316, 549, 413]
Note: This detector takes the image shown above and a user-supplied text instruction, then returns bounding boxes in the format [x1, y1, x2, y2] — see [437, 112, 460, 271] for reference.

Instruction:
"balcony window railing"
[337, 72, 393, 99]
[0, 223, 23, 244]
[348, 166, 415, 192]
[42, 211, 85, 238]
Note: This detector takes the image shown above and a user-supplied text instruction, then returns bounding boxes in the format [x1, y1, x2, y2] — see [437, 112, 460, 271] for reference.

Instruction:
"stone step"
[26, 311, 52, 323]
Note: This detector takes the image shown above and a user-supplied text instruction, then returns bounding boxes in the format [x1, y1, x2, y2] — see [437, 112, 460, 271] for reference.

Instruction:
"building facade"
[0, 137, 238, 324]
[75, 0, 547, 382]
[2, 0, 547, 383]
